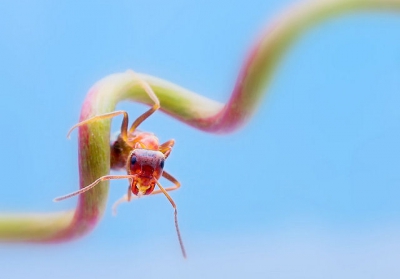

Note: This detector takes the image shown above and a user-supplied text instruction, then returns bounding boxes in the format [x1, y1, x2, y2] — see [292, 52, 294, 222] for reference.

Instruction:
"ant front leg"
[150, 170, 181, 196]
[112, 186, 133, 216]
[54, 175, 135, 201]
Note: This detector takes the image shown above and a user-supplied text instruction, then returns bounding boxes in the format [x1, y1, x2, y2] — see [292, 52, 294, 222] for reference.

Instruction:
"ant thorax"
[128, 131, 159, 150]
[110, 130, 160, 170]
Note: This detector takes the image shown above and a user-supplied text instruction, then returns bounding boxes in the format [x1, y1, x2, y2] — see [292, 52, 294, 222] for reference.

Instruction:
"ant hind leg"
[127, 71, 161, 133]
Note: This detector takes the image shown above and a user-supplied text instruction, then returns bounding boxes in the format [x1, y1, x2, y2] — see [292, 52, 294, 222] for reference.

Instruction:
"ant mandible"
[54, 72, 186, 258]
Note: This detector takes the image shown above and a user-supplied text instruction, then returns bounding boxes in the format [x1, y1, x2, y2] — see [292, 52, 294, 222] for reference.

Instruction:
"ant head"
[128, 148, 165, 195]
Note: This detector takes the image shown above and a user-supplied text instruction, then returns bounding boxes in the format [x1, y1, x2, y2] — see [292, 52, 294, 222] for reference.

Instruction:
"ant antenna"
[156, 180, 187, 259]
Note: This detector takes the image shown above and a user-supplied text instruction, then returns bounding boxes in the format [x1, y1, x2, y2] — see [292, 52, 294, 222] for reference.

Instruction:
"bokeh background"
[1, 0, 400, 278]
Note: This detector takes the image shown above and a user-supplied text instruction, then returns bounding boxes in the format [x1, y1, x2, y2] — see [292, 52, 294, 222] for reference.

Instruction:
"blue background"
[1, 0, 400, 278]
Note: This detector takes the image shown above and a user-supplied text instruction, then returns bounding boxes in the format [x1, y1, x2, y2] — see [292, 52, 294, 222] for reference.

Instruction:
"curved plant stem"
[0, 0, 399, 241]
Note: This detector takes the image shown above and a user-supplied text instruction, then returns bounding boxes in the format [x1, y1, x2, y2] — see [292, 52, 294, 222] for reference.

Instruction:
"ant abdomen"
[110, 134, 129, 170]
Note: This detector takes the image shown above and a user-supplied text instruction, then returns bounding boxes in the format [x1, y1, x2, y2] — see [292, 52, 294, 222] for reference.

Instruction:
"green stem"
[0, 0, 399, 242]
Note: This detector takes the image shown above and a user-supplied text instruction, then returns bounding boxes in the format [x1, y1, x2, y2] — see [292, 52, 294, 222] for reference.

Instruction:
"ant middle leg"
[159, 139, 175, 159]
[67, 111, 130, 140]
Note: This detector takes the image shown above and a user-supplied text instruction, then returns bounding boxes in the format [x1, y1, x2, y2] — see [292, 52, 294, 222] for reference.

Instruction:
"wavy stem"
[0, 0, 399, 241]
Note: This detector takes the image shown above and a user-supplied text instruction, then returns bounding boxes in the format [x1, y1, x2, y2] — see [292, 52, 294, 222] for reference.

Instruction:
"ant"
[54, 73, 187, 258]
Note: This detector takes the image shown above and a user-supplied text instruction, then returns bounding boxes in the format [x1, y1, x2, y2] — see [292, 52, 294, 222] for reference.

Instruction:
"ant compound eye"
[130, 155, 137, 165]
[160, 159, 165, 169]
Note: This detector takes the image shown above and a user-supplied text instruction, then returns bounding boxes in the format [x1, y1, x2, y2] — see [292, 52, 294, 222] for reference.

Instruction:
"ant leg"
[128, 73, 160, 133]
[67, 111, 130, 140]
[159, 139, 175, 158]
[112, 186, 133, 216]
[53, 175, 134, 202]
[155, 180, 187, 259]
[150, 171, 180, 195]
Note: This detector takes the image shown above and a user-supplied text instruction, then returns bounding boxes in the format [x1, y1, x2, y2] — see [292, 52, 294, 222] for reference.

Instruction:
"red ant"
[54, 73, 186, 258]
